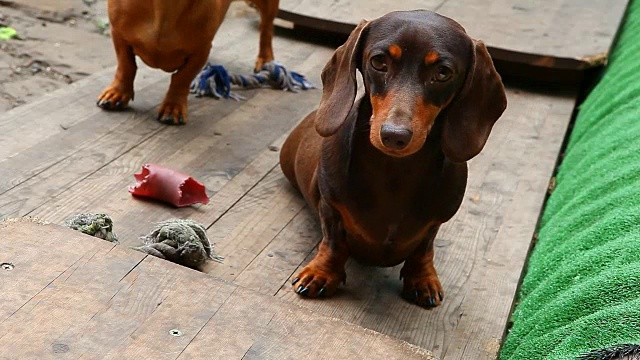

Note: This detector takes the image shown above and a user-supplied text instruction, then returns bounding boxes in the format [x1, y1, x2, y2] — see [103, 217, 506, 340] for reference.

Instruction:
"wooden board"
[277, 0, 630, 70]
[0, 4, 331, 225]
[0, 2, 579, 358]
[0, 219, 435, 359]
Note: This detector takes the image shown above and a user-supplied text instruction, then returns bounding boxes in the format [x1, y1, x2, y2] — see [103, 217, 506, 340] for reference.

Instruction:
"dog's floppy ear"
[315, 20, 369, 137]
[441, 40, 507, 162]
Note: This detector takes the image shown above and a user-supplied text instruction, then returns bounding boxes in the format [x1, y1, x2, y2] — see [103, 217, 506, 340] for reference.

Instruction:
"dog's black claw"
[97, 100, 111, 109]
[296, 285, 304, 294]
[438, 292, 444, 302]
[178, 116, 185, 125]
[318, 287, 326, 297]
[160, 115, 175, 125]
[430, 297, 437, 307]
[420, 297, 433, 308]
[115, 101, 121, 109]
[299, 286, 310, 296]
[402, 290, 418, 302]
[292, 277, 300, 286]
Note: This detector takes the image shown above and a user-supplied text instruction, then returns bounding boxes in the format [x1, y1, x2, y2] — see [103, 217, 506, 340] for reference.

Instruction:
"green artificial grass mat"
[500, 0, 640, 359]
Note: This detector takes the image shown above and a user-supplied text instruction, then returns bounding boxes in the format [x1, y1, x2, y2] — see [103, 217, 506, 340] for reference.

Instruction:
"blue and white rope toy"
[190, 61, 315, 101]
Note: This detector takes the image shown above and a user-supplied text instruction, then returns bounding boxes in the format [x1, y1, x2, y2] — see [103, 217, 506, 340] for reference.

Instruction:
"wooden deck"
[0, 4, 579, 359]
[278, 0, 630, 70]
[1, 219, 434, 359]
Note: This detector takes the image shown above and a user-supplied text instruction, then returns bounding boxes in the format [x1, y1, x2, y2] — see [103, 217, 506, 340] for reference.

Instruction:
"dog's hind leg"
[247, 0, 278, 71]
[97, 33, 137, 110]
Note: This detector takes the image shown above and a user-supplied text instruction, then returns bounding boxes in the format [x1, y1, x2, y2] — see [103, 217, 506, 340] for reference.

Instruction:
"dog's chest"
[349, 185, 434, 233]
[350, 154, 438, 209]
[339, 199, 435, 266]
[340, 164, 439, 263]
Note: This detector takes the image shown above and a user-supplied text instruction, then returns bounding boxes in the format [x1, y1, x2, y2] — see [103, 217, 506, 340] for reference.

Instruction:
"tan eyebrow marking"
[425, 51, 440, 64]
[388, 45, 402, 60]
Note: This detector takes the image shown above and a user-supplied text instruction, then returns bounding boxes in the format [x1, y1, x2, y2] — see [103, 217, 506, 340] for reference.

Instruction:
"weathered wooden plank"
[201, 168, 306, 281]
[232, 205, 318, 294]
[0, 220, 146, 358]
[0, 68, 160, 163]
[436, 0, 627, 68]
[0, 77, 252, 220]
[82, 257, 236, 359]
[0, 10, 262, 212]
[278, 0, 629, 70]
[0, 219, 436, 359]
[0, 92, 166, 219]
[0, 218, 110, 324]
[0, 70, 113, 129]
[178, 286, 435, 360]
[24, 42, 327, 243]
[23, 88, 255, 230]
[187, 132, 291, 227]
[0, 12, 333, 243]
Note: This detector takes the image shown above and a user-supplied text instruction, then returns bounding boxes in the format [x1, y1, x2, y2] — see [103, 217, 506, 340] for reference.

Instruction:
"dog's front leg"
[97, 33, 137, 110]
[292, 198, 348, 298]
[400, 224, 445, 308]
[157, 49, 210, 125]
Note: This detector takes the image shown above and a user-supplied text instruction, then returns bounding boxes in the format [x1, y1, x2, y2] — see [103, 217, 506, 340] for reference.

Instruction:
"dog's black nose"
[381, 124, 413, 150]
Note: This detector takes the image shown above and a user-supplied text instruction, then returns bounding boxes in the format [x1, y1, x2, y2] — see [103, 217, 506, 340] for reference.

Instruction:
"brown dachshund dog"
[279, 10, 507, 308]
[96, 0, 278, 124]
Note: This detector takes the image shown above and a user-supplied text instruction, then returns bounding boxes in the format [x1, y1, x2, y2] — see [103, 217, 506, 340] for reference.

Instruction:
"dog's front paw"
[291, 263, 346, 298]
[401, 273, 444, 308]
[97, 86, 133, 110]
[157, 101, 187, 125]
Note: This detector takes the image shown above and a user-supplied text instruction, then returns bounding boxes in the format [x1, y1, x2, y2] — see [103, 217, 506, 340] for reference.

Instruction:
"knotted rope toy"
[190, 61, 315, 100]
[133, 218, 223, 269]
[63, 213, 119, 243]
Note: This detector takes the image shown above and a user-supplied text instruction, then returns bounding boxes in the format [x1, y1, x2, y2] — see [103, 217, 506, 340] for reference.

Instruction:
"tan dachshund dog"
[97, 0, 278, 124]
[280, 10, 507, 308]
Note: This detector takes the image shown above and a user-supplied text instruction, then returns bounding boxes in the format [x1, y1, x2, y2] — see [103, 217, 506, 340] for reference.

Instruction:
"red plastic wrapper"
[129, 164, 210, 207]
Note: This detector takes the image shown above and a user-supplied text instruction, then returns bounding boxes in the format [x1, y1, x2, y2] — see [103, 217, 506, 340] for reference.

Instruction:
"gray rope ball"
[134, 218, 223, 269]
[63, 213, 118, 243]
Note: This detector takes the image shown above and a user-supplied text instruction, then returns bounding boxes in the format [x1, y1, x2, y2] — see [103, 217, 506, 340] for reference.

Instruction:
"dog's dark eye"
[370, 55, 388, 72]
[433, 66, 453, 82]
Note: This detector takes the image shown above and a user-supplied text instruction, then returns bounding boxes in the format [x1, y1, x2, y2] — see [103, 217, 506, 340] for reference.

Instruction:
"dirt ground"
[0, 0, 115, 111]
